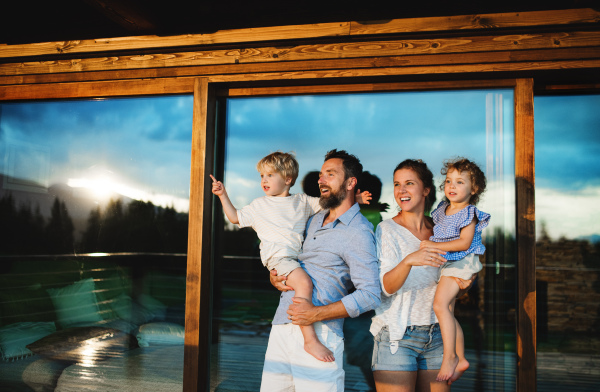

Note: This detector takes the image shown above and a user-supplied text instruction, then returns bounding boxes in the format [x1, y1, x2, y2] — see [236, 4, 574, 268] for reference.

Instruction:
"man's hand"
[269, 269, 293, 292]
[287, 297, 318, 326]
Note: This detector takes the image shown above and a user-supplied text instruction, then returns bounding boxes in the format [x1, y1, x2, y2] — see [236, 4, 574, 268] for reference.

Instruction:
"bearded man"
[261, 149, 381, 392]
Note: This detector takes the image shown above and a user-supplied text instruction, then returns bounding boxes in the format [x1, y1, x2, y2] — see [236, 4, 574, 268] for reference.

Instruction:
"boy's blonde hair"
[256, 151, 300, 187]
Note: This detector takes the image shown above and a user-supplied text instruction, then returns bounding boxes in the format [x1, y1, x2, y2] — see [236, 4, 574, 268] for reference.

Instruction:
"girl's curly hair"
[440, 157, 486, 205]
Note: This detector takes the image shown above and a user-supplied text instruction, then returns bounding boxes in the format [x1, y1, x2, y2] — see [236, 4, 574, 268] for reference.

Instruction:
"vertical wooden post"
[514, 78, 536, 392]
[184, 77, 216, 392]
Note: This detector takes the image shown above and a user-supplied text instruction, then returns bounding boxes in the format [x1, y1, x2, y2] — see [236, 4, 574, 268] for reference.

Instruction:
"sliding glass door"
[210, 89, 516, 391]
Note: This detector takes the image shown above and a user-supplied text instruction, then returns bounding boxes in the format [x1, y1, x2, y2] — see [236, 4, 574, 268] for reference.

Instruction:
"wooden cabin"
[1, 3, 599, 392]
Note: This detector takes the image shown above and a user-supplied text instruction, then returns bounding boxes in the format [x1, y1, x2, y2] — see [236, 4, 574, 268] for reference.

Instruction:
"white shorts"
[260, 322, 345, 392]
[440, 253, 482, 280]
[266, 257, 302, 277]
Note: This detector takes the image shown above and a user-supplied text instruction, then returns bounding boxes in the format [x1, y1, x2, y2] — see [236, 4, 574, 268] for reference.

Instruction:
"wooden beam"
[538, 83, 600, 92]
[514, 78, 536, 392]
[2, 47, 599, 87]
[0, 77, 195, 101]
[184, 77, 216, 392]
[219, 79, 518, 97]
[0, 23, 350, 59]
[3, 58, 600, 101]
[202, 59, 600, 82]
[2, 30, 599, 77]
[0, 8, 598, 59]
[350, 8, 600, 35]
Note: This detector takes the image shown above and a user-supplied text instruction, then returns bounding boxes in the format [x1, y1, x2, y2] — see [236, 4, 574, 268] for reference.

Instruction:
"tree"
[45, 198, 75, 254]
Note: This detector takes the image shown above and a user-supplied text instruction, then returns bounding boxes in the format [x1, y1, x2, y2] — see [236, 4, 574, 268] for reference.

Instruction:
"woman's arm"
[382, 246, 447, 294]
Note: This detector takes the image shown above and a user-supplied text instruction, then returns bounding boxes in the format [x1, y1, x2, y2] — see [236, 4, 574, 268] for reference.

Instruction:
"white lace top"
[370, 218, 439, 341]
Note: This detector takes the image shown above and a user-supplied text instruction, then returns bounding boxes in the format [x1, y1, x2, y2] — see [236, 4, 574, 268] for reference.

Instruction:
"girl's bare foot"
[448, 358, 470, 385]
[305, 340, 335, 362]
[436, 356, 459, 381]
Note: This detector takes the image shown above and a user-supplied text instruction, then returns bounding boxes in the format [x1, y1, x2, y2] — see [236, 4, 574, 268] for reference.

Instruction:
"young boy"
[210, 151, 370, 362]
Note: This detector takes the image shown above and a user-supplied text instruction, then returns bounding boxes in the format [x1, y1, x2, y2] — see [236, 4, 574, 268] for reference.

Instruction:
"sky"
[0, 96, 193, 212]
[1, 91, 598, 241]
[224, 90, 515, 235]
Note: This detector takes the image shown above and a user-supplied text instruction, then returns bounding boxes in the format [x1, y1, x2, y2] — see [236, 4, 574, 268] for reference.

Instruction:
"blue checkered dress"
[429, 200, 490, 261]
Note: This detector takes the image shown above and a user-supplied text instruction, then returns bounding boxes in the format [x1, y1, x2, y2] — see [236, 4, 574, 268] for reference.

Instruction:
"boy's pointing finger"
[209, 174, 218, 183]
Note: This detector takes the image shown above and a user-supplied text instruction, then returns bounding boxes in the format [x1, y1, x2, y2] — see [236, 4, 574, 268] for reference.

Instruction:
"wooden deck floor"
[210, 332, 600, 392]
[210, 333, 371, 392]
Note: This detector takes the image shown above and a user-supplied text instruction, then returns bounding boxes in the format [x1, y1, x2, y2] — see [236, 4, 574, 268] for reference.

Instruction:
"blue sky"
[0, 96, 193, 211]
[224, 90, 516, 236]
[1, 91, 598, 240]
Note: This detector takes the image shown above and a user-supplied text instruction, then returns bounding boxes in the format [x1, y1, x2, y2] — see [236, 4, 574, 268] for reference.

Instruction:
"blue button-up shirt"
[272, 203, 381, 337]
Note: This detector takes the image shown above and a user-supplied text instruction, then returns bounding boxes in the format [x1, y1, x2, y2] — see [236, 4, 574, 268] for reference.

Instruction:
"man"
[261, 149, 381, 392]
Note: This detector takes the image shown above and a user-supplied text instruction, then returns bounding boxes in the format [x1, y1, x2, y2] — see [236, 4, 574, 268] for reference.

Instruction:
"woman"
[370, 159, 471, 392]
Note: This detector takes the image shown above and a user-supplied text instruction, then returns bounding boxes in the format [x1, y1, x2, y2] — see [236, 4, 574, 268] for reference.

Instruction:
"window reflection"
[213, 90, 516, 391]
[0, 96, 191, 391]
[535, 94, 600, 391]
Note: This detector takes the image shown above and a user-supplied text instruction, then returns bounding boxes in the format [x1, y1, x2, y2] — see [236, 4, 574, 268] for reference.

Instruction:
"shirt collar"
[336, 202, 361, 226]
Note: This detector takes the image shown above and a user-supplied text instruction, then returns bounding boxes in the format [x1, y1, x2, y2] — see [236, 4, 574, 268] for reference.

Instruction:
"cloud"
[536, 185, 600, 239]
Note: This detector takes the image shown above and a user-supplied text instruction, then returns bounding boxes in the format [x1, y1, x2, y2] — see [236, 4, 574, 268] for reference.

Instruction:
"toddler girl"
[420, 157, 490, 384]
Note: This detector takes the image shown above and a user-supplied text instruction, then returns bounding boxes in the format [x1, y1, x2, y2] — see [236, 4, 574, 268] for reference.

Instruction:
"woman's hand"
[269, 269, 293, 292]
[406, 246, 447, 268]
[382, 246, 446, 295]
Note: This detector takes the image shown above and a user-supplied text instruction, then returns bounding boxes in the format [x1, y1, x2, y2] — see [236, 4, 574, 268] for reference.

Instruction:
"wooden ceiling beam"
[2, 58, 599, 101]
[1, 30, 598, 77]
[0, 8, 598, 60]
[2, 47, 598, 86]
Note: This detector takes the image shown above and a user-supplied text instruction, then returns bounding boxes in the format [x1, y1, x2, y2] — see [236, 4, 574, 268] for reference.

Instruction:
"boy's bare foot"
[436, 356, 459, 381]
[447, 358, 470, 385]
[305, 340, 335, 362]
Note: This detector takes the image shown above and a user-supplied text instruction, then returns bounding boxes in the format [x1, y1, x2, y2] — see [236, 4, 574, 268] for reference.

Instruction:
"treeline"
[0, 194, 188, 255]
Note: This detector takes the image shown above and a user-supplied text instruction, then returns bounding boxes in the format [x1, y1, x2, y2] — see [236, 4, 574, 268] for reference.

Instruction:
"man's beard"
[319, 181, 348, 209]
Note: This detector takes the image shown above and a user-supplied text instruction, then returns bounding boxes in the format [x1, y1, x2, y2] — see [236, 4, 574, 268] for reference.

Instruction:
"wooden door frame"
[208, 77, 536, 392]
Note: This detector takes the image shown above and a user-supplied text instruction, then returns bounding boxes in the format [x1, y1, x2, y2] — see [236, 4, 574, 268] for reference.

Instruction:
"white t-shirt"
[370, 218, 439, 341]
[236, 193, 321, 267]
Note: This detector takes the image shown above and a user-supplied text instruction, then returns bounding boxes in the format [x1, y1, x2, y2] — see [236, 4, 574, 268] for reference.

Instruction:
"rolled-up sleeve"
[341, 229, 381, 317]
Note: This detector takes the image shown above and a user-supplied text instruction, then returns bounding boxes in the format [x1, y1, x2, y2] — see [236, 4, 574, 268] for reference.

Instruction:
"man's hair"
[440, 157, 487, 205]
[394, 159, 436, 213]
[324, 149, 363, 182]
[256, 151, 300, 186]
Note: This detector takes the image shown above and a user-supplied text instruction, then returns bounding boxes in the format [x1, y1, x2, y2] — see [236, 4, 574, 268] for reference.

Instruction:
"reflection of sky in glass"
[0, 96, 193, 212]
[224, 90, 515, 236]
[535, 94, 600, 241]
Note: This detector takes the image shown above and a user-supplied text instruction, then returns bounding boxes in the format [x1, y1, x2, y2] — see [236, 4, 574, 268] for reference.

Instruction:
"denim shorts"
[371, 324, 443, 372]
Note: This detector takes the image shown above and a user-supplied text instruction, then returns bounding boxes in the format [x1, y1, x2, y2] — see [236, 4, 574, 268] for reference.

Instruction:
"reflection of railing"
[219, 255, 273, 290]
[0, 252, 187, 328]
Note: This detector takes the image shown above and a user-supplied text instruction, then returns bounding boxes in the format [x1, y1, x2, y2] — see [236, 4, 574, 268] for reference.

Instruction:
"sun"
[67, 177, 116, 201]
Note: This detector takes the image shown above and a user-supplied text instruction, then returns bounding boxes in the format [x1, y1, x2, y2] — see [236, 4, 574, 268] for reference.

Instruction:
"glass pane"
[212, 90, 516, 391]
[0, 96, 192, 391]
[535, 94, 600, 392]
